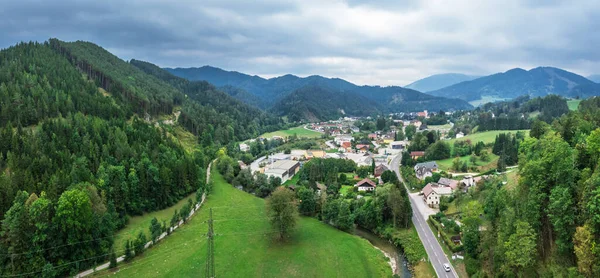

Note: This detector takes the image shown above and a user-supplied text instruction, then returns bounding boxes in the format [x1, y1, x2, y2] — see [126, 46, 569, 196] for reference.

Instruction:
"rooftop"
[269, 159, 300, 171]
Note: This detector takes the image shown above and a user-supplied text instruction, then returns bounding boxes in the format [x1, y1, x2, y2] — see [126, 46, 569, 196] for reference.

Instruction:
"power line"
[205, 208, 215, 278]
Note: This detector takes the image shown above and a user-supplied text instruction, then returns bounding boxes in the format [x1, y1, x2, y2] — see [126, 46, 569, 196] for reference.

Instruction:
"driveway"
[410, 193, 438, 220]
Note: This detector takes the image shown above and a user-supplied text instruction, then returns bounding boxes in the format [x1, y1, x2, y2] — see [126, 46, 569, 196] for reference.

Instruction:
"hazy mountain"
[166, 66, 473, 117]
[587, 74, 600, 83]
[405, 73, 480, 92]
[428, 67, 598, 104]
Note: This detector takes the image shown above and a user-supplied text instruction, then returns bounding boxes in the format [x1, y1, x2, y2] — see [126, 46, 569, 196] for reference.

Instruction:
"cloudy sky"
[1, 0, 599, 86]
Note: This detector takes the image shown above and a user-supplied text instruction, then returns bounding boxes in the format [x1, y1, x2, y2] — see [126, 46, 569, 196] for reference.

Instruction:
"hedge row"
[428, 216, 464, 253]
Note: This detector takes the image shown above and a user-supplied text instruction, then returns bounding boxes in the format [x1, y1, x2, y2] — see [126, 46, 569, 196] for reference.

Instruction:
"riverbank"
[355, 227, 411, 278]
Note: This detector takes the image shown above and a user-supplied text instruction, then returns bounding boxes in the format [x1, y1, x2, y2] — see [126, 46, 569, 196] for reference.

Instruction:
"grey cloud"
[0, 0, 598, 86]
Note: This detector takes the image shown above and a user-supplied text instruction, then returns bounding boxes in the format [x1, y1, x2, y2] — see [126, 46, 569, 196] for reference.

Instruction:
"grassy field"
[449, 130, 529, 145]
[436, 152, 499, 172]
[468, 96, 510, 107]
[568, 99, 582, 111]
[340, 185, 353, 196]
[260, 126, 322, 139]
[427, 124, 452, 131]
[99, 170, 391, 277]
[113, 193, 196, 255]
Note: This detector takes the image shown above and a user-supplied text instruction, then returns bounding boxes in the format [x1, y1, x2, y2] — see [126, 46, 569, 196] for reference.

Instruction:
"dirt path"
[75, 160, 214, 277]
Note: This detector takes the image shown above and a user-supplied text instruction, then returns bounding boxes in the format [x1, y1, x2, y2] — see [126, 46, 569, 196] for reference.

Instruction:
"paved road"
[389, 154, 458, 278]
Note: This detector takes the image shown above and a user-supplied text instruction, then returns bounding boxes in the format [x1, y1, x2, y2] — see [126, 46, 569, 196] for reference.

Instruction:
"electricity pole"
[205, 208, 215, 278]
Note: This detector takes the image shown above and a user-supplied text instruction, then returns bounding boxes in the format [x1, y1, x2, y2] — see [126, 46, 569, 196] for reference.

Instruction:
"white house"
[334, 135, 354, 145]
[414, 161, 439, 180]
[239, 143, 250, 152]
[455, 132, 465, 139]
[422, 182, 453, 208]
[355, 178, 377, 192]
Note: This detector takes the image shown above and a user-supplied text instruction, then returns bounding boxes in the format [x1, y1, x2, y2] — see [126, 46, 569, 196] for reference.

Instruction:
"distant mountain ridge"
[588, 74, 600, 83]
[405, 73, 480, 92]
[428, 67, 599, 104]
[165, 66, 473, 121]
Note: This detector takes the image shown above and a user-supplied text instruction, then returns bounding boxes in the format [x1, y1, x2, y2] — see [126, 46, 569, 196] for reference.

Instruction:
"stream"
[355, 227, 412, 278]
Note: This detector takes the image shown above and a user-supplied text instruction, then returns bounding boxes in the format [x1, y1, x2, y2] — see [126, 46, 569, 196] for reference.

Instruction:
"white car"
[443, 263, 451, 272]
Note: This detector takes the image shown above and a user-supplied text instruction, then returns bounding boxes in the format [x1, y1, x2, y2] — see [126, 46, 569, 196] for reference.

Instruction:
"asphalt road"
[390, 154, 458, 278]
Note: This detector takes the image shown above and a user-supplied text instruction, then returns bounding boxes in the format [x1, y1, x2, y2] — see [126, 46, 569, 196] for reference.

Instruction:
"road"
[389, 154, 458, 278]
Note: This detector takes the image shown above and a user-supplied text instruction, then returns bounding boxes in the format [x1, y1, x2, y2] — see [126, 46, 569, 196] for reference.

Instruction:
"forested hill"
[429, 66, 599, 102]
[270, 85, 380, 122]
[0, 40, 283, 277]
[166, 66, 474, 114]
[129, 59, 283, 140]
[55, 40, 282, 143]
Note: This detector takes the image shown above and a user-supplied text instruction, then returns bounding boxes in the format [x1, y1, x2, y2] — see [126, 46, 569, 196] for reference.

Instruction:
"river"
[354, 227, 412, 278]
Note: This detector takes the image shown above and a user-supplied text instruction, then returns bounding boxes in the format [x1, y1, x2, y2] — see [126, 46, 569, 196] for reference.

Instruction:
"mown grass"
[448, 130, 529, 146]
[260, 126, 322, 139]
[436, 152, 499, 172]
[98, 170, 391, 277]
[567, 99, 582, 111]
[113, 193, 196, 255]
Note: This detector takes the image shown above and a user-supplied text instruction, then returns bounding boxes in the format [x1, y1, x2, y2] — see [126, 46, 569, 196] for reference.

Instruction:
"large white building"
[422, 182, 453, 208]
[264, 160, 300, 183]
[334, 135, 354, 145]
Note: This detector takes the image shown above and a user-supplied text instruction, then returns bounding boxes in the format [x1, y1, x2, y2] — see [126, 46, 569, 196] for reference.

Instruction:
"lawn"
[340, 185, 353, 196]
[567, 99, 582, 111]
[282, 174, 300, 186]
[113, 192, 196, 255]
[468, 96, 511, 107]
[260, 126, 322, 139]
[427, 124, 452, 131]
[99, 170, 391, 277]
[436, 152, 499, 172]
[448, 130, 529, 146]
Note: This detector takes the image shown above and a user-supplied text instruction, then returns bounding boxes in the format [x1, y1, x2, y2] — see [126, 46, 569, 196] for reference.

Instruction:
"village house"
[455, 132, 465, 139]
[374, 164, 389, 177]
[460, 175, 488, 190]
[368, 133, 378, 139]
[437, 177, 459, 190]
[414, 161, 439, 180]
[417, 110, 428, 118]
[355, 178, 377, 192]
[264, 160, 301, 183]
[239, 143, 250, 152]
[410, 151, 425, 159]
[340, 141, 352, 152]
[334, 135, 354, 145]
[422, 182, 452, 208]
[305, 150, 326, 160]
[356, 144, 370, 153]
[390, 141, 405, 150]
[316, 182, 327, 196]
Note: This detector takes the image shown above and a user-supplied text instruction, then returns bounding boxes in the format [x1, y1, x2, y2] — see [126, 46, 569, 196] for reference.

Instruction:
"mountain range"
[427, 67, 600, 105]
[165, 66, 473, 120]
[588, 74, 600, 83]
[405, 73, 480, 92]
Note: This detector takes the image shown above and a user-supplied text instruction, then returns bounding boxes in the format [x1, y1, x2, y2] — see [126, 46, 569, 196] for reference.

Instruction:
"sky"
[1, 0, 599, 86]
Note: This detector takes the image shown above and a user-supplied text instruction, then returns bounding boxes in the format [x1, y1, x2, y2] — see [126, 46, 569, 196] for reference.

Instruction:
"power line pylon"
[205, 208, 215, 278]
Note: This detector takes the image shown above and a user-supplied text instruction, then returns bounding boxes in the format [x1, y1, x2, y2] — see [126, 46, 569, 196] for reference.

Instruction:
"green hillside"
[100, 170, 391, 277]
[0, 40, 285, 276]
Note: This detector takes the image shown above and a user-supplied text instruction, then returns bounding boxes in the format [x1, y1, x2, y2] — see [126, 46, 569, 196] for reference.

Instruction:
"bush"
[384, 227, 428, 265]
[429, 216, 464, 253]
